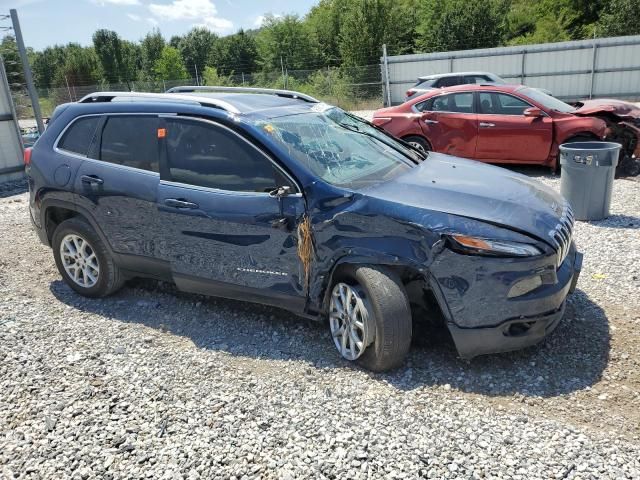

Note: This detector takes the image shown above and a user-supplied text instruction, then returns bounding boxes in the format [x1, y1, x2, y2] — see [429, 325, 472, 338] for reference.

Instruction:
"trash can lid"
[559, 141, 621, 151]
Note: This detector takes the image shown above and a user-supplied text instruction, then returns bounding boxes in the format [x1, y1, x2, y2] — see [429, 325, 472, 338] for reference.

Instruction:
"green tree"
[177, 27, 217, 78]
[92, 29, 124, 83]
[598, 0, 640, 37]
[306, 0, 345, 65]
[417, 0, 508, 53]
[154, 46, 188, 80]
[338, 0, 417, 65]
[256, 14, 319, 71]
[0, 36, 24, 89]
[52, 44, 101, 88]
[215, 30, 258, 75]
[140, 29, 165, 80]
[202, 66, 234, 86]
[31, 45, 68, 89]
[120, 40, 142, 86]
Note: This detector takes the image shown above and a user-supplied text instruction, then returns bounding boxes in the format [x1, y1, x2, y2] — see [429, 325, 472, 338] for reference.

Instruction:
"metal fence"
[381, 35, 640, 105]
[16, 65, 383, 120]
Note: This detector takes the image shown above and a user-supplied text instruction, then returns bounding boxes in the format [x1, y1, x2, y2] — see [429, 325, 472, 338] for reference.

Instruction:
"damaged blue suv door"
[27, 89, 582, 373]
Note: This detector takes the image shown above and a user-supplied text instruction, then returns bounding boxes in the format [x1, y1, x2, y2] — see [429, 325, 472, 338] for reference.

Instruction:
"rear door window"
[58, 116, 101, 156]
[164, 118, 281, 193]
[99, 116, 160, 172]
[431, 92, 474, 113]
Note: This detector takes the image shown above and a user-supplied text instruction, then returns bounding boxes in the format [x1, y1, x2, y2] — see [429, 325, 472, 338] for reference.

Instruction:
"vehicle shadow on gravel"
[399, 288, 610, 397]
[49, 279, 609, 399]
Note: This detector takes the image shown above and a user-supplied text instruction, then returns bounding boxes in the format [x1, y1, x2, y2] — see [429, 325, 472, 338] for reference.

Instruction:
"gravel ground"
[1, 169, 639, 479]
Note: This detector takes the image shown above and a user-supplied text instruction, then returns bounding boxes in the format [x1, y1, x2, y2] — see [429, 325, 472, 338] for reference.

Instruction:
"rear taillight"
[406, 89, 415, 97]
[372, 117, 392, 127]
[24, 147, 32, 166]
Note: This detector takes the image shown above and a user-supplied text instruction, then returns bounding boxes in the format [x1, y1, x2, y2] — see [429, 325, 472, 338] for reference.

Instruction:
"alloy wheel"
[60, 234, 100, 288]
[408, 141, 427, 153]
[329, 282, 373, 360]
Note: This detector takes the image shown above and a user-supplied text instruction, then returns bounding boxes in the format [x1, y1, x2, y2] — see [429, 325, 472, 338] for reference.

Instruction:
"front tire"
[329, 266, 412, 372]
[403, 135, 431, 154]
[52, 217, 125, 298]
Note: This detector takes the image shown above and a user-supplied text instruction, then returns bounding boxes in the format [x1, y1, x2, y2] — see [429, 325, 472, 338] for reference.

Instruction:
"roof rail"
[166, 85, 320, 103]
[77, 91, 241, 114]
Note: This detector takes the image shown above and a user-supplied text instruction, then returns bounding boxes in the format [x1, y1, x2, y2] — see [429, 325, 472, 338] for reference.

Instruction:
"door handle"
[80, 175, 104, 185]
[479, 122, 496, 128]
[164, 198, 199, 209]
[424, 119, 439, 124]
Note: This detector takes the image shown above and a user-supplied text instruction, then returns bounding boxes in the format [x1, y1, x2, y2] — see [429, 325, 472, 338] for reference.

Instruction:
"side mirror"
[523, 107, 543, 118]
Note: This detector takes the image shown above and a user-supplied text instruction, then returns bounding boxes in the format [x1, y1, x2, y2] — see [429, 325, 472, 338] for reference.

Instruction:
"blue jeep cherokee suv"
[26, 87, 582, 371]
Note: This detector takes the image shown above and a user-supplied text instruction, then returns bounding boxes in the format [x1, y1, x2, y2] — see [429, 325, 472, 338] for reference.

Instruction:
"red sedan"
[372, 84, 640, 171]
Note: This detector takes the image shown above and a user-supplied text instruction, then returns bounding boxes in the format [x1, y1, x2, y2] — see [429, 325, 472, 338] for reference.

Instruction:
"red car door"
[418, 92, 478, 158]
[475, 91, 553, 163]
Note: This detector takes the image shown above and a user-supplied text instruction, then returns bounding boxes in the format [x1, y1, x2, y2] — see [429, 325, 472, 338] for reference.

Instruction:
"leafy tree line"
[2, 0, 638, 94]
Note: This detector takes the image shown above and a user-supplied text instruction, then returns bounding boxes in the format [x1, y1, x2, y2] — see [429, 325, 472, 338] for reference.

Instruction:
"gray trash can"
[559, 141, 621, 221]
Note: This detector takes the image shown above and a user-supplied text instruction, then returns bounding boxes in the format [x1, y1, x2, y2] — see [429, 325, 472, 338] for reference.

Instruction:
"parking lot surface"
[1, 173, 639, 479]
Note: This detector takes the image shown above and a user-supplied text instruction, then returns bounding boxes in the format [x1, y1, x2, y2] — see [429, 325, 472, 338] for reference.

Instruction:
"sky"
[4, 0, 319, 50]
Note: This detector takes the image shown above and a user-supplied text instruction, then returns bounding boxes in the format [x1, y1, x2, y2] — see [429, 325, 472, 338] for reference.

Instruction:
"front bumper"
[429, 245, 582, 359]
[448, 301, 566, 359]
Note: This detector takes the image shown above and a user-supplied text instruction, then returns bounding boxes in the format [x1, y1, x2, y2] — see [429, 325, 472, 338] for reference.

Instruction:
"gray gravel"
[1, 171, 639, 479]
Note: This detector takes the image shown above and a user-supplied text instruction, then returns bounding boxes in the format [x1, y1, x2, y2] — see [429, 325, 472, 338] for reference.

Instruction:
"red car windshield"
[520, 88, 576, 113]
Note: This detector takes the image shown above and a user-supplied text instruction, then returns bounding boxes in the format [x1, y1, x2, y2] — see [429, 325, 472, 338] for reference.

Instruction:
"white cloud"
[127, 13, 142, 21]
[253, 13, 282, 27]
[147, 17, 159, 26]
[148, 0, 233, 33]
[94, 0, 141, 5]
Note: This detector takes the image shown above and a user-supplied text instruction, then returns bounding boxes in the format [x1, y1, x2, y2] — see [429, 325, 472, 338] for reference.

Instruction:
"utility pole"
[241, 72, 245, 85]
[194, 63, 199, 86]
[10, 9, 44, 134]
[64, 76, 72, 102]
[382, 44, 391, 107]
[280, 56, 286, 89]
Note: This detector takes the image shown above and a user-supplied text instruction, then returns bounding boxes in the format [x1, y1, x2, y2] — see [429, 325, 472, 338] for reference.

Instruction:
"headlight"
[447, 234, 542, 257]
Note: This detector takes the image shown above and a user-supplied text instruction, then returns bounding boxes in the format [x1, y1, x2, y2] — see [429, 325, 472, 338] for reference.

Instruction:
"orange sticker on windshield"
[157, 128, 166, 138]
[263, 124, 275, 134]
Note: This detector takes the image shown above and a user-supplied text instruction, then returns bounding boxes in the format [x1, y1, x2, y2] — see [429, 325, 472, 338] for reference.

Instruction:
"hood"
[574, 99, 640, 119]
[362, 153, 567, 243]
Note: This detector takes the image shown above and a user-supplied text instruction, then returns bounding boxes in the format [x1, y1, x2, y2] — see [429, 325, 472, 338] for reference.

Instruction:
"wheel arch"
[41, 199, 114, 256]
[559, 131, 600, 144]
[315, 253, 449, 321]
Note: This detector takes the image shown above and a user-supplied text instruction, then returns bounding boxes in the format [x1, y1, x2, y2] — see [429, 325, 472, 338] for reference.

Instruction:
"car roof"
[71, 90, 325, 119]
[417, 71, 499, 81]
[428, 84, 525, 94]
[177, 92, 313, 114]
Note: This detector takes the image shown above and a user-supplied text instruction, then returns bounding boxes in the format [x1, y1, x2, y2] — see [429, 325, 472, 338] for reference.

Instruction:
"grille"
[548, 203, 574, 267]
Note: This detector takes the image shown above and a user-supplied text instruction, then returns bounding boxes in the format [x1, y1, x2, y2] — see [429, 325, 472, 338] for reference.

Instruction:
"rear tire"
[52, 217, 125, 298]
[328, 265, 412, 372]
[403, 135, 431, 154]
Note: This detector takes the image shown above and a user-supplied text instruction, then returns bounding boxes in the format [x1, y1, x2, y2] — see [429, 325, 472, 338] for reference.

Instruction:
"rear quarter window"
[57, 116, 101, 156]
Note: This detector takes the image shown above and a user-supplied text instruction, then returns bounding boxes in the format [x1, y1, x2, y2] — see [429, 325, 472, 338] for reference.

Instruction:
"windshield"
[520, 87, 576, 113]
[257, 107, 418, 189]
